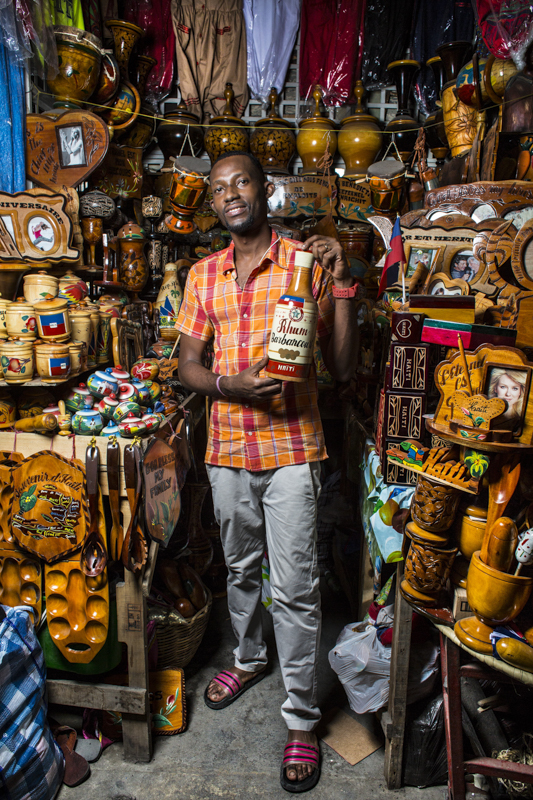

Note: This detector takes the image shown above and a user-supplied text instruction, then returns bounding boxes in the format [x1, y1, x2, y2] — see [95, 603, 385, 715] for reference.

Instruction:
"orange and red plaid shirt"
[175, 232, 336, 471]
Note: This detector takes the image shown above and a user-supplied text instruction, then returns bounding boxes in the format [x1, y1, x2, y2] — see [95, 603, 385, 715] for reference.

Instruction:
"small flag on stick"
[378, 217, 407, 299]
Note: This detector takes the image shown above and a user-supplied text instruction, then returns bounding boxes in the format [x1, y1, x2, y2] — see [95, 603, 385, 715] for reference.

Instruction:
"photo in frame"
[405, 245, 440, 278]
[449, 249, 481, 283]
[56, 124, 87, 168]
[482, 363, 532, 434]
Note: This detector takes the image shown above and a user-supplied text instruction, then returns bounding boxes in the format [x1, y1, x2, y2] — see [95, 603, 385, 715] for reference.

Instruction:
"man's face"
[209, 156, 271, 235]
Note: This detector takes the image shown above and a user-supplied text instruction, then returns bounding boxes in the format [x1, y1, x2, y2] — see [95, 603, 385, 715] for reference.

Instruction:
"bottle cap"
[294, 250, 315, 269]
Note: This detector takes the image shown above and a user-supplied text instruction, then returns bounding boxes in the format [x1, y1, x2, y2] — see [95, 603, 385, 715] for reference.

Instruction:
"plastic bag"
[403, 694, 448, 787]
[361, 0, 414, 90]
[476, 0, 533, 66]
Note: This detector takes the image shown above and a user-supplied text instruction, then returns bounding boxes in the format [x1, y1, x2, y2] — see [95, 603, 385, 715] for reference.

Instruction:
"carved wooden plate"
[26, 110, 109, 191]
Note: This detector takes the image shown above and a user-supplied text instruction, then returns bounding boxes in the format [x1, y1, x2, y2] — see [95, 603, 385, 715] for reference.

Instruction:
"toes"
[286, 767, 297, 782]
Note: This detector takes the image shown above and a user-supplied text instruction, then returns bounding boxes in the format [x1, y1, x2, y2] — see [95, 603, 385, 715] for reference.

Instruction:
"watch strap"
[332, 282, 359, 299]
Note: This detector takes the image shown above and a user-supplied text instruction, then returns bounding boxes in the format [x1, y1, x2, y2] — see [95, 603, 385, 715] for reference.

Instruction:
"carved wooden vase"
[436, 40, 482, 158]
[338, 81, 382, 178]
[250, 88, 296, 175]
[296, 86, 337, 175]
[204, 83, 249, 164]
[401, 525, 458, 607]
[47, 27, 102, 108]
[411, 475, 461, 533]
[185, 483, 214, 577]
[384, 60, 420, 162]
[117, 221, 148, 295]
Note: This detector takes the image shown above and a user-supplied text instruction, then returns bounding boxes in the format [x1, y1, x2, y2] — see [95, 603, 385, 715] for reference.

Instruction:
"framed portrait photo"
[56, 124, 87, 169]
[448, 249, 482, 283]
[482, 363, 532, 433]
[405, 245, 440, 278]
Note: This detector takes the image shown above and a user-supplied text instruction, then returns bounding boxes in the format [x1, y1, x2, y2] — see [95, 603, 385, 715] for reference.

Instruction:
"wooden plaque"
[388, 344, 429, 392]
[267, 175, 335, 219]
[143, 437, 180, 547]
[0, 189, 79, 263]
[337, 178, 374, 221]
[11, 451, 89, 563]
[384, 391, 426, 440]
[26, 111, 109, 190]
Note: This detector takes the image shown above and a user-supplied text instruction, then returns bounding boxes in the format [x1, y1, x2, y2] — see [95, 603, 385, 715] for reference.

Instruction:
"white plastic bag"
[329, 621, 392, 714]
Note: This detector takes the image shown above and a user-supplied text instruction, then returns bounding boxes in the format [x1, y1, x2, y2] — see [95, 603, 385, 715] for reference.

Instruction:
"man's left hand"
[301, 235, 353, 288]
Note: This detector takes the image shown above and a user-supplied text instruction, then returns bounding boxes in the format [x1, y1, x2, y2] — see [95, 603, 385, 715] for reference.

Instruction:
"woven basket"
[149, 589, 212, 668]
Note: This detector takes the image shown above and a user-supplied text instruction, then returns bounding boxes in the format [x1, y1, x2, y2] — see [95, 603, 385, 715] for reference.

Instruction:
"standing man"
[176, 152, 357, 793]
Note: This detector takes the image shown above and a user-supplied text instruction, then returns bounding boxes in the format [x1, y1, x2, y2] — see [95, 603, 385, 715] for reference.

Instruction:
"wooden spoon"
[483, 452, 521, 552]
[106, 437, 123, 562]
[121, 442, 147, 574]
[80, 445, 108, 577]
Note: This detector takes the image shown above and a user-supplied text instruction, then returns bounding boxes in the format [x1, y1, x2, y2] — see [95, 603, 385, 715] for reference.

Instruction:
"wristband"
[332, 282, 359, 299]
[216, 375, 229, 397]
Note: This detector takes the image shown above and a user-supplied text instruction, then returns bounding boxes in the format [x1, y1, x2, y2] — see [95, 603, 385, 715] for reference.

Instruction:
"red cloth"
[299, 0, 366, 107]
[476, 0, 533, 59]
[122, 0, 175, 100]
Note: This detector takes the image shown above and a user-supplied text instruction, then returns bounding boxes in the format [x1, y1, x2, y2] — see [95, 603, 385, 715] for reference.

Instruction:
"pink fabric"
[299, 0, 367, 106]
[122, 0, 175, 100]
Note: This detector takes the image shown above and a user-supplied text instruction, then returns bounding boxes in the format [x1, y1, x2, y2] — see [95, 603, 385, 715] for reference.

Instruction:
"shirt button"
[247, 431, 253, 436]
[243, 313, 248, 318]
[245, 404, 249, 408]
[241, 342, 246, 347]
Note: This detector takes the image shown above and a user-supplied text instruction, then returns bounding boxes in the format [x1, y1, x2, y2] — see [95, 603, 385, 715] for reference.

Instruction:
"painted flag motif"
[49, 357, 70, 377]
[41, 313, 67, 337]
[378, 217, 406, 297]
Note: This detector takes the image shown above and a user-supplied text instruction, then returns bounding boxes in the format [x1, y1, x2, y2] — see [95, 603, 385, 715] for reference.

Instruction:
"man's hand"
[302, 234, 353, 288]
[221, 355, 282, 400]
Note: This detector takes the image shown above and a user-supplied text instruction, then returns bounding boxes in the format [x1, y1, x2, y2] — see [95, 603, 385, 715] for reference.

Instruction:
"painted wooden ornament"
[142, 437, 180, 547]
[11, 451, 89, 563]
[0, 190, 79, 264]
[0, 543, 42, 624]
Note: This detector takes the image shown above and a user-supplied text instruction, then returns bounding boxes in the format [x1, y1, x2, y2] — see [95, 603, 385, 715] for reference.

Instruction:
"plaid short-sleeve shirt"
[176, 232, 335, 471]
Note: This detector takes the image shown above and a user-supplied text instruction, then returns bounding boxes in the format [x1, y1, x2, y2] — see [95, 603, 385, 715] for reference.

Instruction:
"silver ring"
[324, 244, 330, 252]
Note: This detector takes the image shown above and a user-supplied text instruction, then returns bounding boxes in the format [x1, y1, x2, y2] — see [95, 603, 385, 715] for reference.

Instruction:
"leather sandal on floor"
[54, 726, 90, 787]
[204, 668, 266, 710]
[280, 741, 321, 794]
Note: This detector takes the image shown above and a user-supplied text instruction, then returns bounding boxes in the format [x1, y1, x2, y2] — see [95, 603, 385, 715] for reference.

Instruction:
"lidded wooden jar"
[338, 81, 382, 178]
[204, 83, 249, 164]
[296, 86, 337, 175]
[250, 88, 296, 175]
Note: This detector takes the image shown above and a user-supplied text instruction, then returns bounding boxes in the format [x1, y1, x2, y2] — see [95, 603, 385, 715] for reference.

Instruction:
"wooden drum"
[167, 157, 210, 235]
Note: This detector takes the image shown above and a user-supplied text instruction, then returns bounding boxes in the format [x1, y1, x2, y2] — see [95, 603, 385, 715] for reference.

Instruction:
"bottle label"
[267, 294, 318, 380]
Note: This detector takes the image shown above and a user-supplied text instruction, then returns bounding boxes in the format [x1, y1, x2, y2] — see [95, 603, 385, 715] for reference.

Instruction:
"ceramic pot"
[483, 55, 519, 105]
[71, 407, 104, 435]
[296, 86, 337, 175]
[97, 311, 113, 364]
[105, 19, 143, 82]
[0, 300, 10, 340]
[58, 272, 88, 306]
[0, 340, 34, 383]
[0, 389, 16, 428]
[109, 365, 129, 383]
[338, 81, 382, 178]
[79, 191, 116, 222]
[117, 382, 135, 402]
[64, 383, 94, 412]
[68, 340, 86, 376]
[18, 387, 55, 418]
[118, 222, 148, 294]
[100, 420, 120, 437]
[384, 60, 420, 162]
[23, 271, 59, 305]
[34, 298, 71, 342]
[130, 378, 151, 406]
[502, 45, 533, 134]
[141, 408, 160, 433]
[452, 511, 486, 560]
[47, 27, 102, 107]
[144, 380, 162, 405]
[96, 393, 119, 420]
[411, 475, 461, 533]
[118, 412, 147, 438]
[131, 359, 159, 381]
[99, 80, 141, 132]
[42, 405, 61, 417]
[185, 483, 214, 576]
[250, 88, 296, 175]
[34, 341, 71, 383]
[156, 102, 204, 165]
[6, 299, 37, 341]
[113, 398, 141, 423]
[92, 51, 120, 106]
[401, 528, 458, 607]
[119, 99, 157, 149]
[154, 262, 182, 338]
[424, 57, 449, 162]
[166, 157, 209, 236]
[87, 367, 120, 399]
[339, 225, 373, 269]
[204, 83, 249, 164]
[455, 551, 533, 654]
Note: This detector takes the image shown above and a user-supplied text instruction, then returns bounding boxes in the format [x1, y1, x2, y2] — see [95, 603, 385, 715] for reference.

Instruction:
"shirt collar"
[219, 229, 285, 274]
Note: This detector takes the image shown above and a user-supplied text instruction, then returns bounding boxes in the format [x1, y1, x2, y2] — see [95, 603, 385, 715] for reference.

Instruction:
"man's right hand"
[221, 355, 282, 400]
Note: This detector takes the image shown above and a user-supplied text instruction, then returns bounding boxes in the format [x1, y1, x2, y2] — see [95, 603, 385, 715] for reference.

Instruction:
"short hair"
[209, 151, 266, 185]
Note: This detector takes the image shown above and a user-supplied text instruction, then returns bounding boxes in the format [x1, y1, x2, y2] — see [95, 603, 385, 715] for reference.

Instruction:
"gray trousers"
[206, 462, 322, 731]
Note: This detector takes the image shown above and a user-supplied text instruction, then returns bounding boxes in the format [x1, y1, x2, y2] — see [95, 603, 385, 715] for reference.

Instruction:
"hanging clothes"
[476, 0, 533, 61]
[49, 0, 85, 28]
[171, 0, 249, 123]
[0, 41, 26, 194]
[360, 0, 414, 90]
[411, 0, 475, 116]
[299, 0, 367, 107]
[243, 0, 300, 104]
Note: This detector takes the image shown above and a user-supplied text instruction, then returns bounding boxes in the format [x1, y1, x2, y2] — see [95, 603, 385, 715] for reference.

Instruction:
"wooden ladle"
[483, 451, 521, 552]
[121, 441, 147, 574]
[80, 444, 108, 577]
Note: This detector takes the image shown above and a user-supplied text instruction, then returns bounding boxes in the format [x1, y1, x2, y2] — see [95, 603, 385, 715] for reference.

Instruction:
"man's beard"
[223, 209, 255, 234]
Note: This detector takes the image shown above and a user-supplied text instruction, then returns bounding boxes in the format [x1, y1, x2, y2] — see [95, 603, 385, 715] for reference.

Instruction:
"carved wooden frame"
[110, 317, 143, 371]
[481, 360, 533, 436]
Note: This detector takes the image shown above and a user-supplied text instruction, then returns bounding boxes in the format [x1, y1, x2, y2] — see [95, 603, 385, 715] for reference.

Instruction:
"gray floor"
[56, 583, 446, 800]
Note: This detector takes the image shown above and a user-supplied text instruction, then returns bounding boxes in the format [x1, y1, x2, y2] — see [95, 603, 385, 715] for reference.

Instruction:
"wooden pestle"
[14, 414, 58, 433]
[481, 516, 518, 572]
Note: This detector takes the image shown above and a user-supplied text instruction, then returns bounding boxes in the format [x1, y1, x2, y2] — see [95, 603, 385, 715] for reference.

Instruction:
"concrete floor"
[56, 584, 446, 800]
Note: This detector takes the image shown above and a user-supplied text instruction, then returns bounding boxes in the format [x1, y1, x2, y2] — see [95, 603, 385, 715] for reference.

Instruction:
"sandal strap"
[211, 670, 243, 696]
[283, 742, 319, 767]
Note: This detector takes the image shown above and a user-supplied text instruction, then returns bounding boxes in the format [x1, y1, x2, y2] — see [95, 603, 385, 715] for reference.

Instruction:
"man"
[176, 152, 357, 793]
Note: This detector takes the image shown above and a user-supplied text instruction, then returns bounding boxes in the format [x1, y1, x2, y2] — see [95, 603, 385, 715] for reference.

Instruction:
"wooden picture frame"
[482, 361, 533, 435]
[110, 318, 143, 372]
[0, 189, 79, 263]
[405, 244, 440, 278]
[56, 123, 87, 169]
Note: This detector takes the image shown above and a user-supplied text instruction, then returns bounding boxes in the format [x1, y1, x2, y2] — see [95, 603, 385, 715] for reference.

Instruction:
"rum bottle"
[266, 250, 318, 382]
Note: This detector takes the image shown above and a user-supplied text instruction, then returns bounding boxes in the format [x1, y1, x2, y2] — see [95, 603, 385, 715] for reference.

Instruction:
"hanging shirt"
[175, 232, 335, 472]
[243, 0, 301, 104]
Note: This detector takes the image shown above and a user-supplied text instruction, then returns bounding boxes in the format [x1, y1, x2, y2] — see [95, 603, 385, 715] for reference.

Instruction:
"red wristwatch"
[332, 282, 359, 299]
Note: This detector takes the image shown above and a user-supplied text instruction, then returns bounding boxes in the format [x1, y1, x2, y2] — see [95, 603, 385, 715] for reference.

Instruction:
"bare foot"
[206, 665, 265, 703]
[285, 729, 318, 783]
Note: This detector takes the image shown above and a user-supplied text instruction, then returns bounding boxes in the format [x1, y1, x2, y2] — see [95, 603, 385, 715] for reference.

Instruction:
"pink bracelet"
[216, 375, 229, 397]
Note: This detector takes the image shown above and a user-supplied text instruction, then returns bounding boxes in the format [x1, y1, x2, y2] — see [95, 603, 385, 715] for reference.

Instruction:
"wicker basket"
[149, 589, 212, 668]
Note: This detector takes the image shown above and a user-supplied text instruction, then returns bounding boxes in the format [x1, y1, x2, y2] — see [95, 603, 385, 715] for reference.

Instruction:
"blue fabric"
[0, 605, 64, 800]
[0, 41, 26, 194]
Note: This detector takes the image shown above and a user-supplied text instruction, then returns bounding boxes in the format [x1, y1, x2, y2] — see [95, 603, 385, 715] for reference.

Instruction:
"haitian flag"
[378, 217, 406, 297]
[49, 357, 70, 377]
[40, 312, 67, 337]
